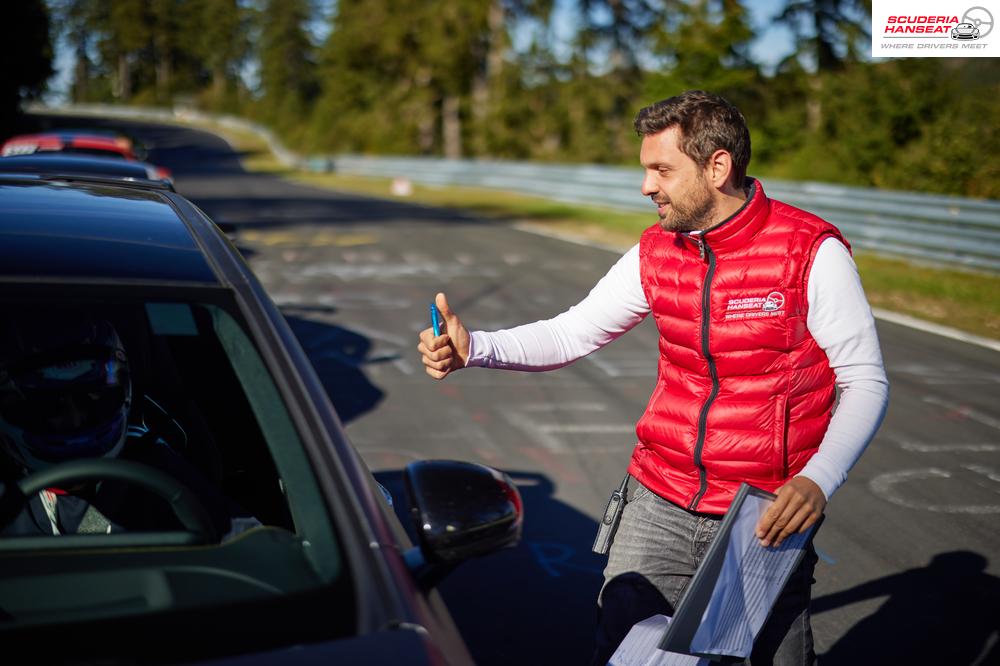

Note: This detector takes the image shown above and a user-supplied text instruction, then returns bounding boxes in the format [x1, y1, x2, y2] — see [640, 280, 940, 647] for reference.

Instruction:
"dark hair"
[634, 90, 751, 188]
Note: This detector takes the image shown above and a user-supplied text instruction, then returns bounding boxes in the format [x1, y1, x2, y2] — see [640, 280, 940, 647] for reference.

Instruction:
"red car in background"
[1, 130, 172, 183]
[2, 131, 136, 159]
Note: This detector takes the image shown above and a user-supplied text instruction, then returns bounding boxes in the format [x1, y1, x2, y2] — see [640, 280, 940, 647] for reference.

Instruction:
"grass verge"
[213, 125, 1000, 341]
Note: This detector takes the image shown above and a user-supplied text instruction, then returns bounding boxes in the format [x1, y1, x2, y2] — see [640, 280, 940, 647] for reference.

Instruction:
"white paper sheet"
[610, 615, 712, 666]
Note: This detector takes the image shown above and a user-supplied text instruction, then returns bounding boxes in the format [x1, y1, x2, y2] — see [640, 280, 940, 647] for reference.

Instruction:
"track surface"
[36, 116, 1000, 665]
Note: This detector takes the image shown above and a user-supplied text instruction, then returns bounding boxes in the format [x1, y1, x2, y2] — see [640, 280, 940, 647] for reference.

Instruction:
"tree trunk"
[213, 65, 227, 105]
[73, 50, 89, 103]
[415, 67, 436, 153]
[116, 54, 131, 101]
[472, 0, 505, 114]
[806, 76, 823, 132]
[442, 95, 462, 159]
[157, 57, 171, 102]
[418, 114, 436, 154]
[471, 0, 504, 155]
[486, 0, 505, 79]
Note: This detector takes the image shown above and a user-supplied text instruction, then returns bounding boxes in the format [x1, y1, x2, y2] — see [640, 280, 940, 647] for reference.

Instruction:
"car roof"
[0, 180, 219, 285]
[0, 153, 160, 181]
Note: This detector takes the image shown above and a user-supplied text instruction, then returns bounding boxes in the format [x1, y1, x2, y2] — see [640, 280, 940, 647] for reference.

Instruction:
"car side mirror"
[402, 460, 522, 590]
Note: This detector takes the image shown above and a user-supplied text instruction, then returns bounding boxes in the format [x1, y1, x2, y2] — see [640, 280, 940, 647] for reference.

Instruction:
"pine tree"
[776, 0, 870, 71]
[637, 0, 761, 139]
[573, 0, 669, 160]
[190, 0, 249, 108]
[258, 0, 317, 135]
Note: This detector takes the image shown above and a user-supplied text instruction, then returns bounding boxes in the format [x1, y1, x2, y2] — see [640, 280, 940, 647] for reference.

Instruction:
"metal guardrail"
[29, 103, 1000, 273]
[322, 156, 1000, 273]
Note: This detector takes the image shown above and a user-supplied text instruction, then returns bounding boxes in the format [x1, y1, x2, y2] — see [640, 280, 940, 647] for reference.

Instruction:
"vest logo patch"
[724, 291, 785, 321]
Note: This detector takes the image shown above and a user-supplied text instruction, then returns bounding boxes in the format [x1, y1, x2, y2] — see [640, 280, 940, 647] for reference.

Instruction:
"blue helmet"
[0, 314, 131, 473]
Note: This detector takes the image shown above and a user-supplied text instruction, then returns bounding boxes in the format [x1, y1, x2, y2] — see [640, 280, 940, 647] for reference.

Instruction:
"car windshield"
[0, 294, 350, 657]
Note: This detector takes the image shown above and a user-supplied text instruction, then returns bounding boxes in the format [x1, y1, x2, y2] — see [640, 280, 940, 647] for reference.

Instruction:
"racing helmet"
[0, 313, 131, 473]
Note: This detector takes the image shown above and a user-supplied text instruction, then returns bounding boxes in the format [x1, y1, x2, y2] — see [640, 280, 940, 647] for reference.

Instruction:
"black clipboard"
[658, 482, 823, 660]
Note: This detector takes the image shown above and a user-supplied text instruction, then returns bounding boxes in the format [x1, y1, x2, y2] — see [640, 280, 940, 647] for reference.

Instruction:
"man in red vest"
[417, 90, 889, 665]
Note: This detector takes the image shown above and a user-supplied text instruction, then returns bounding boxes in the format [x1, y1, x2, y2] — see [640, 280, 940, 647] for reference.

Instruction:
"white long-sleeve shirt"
[467, 238, 889, 500]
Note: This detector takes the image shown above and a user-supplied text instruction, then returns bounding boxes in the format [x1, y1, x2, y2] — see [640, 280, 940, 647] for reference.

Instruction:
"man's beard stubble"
[657, 179, 716, 232]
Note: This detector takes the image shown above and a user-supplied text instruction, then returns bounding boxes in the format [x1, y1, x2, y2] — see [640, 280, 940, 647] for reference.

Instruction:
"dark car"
[0, 175, 522, 665]
[0, 154, 175, 190]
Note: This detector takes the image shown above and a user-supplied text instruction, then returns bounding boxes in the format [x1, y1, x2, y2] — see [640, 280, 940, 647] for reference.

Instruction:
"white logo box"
[872, 1, 999, 57]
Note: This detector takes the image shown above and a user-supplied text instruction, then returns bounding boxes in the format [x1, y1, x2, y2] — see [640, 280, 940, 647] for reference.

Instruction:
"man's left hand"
[755, 476, 826, 548]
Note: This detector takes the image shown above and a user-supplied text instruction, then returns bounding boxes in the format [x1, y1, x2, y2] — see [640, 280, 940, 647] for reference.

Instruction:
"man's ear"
[705, 149, 733, 189]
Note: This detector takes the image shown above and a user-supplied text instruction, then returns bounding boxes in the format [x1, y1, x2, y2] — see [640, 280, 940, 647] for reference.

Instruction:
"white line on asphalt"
[869, 468, 1000, 514]
[899, 441, 1000, 452]
[963, 464, 1000, 484]
[520, 402, 609, 412]
[922, 395, 1000, 430]
[586, 355, 656, 378]
[350, 446, 425, 460]
[503, 412, 568, 453]
[392, 358, 416, 375]
[871, 308, 1000, 353]
[512, 222, 628, 253]
[888, 362, 1000, 384]
[586, 354, 622, 377]
[503, 404, 635, 454]
[293, 263, 499, 281]
[537, 424, 636, 434]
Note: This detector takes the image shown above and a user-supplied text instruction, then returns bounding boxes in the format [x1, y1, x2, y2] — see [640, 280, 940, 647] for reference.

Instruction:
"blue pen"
[430, 303, 441, 336]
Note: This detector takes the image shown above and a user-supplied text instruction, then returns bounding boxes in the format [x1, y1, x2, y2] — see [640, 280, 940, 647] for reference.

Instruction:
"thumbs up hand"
[418, 292, 470, 380]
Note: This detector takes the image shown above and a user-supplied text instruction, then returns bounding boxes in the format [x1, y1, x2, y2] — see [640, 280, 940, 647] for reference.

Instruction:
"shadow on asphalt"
[281, 313, 385, 424]
[283, 309, 604, 662]
[813, 550, 1000, 665]
[192, 195, 485, 230]
[375, 468, 605, 666]
[32, 115, 506, 235]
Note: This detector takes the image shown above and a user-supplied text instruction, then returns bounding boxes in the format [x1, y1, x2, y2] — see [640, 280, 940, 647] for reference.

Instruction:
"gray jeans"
[592, 477, 818, 666]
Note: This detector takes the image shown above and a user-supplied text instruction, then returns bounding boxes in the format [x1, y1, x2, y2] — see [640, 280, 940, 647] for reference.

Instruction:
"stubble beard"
[656, 180, 716, 232]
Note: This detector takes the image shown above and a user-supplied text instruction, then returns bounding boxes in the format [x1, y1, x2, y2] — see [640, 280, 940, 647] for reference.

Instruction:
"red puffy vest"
[628, 179, 849, 514]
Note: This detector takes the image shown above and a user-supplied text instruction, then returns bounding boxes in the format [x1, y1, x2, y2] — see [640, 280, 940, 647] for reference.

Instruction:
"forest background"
[5, 0, 1000, 199]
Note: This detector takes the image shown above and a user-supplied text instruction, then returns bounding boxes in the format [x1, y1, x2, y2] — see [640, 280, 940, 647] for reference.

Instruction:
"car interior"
[0, 287, 356, 661]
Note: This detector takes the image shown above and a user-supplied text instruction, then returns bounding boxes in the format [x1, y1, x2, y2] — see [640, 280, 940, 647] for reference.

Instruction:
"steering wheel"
[12, 458, 217, 542]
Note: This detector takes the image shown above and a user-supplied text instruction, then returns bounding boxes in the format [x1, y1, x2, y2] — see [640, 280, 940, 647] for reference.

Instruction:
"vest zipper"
[688, 238, 718, 511]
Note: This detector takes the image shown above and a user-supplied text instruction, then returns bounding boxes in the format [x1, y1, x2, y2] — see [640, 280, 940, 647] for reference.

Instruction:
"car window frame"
[0, 282, 341, 577]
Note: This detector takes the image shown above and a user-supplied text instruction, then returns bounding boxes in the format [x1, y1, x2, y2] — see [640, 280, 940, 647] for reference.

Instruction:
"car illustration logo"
[951, 22, 980, 39]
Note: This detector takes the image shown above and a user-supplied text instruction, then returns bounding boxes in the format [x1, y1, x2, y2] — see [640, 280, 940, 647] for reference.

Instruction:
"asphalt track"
[34, 116, 1000, 665]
